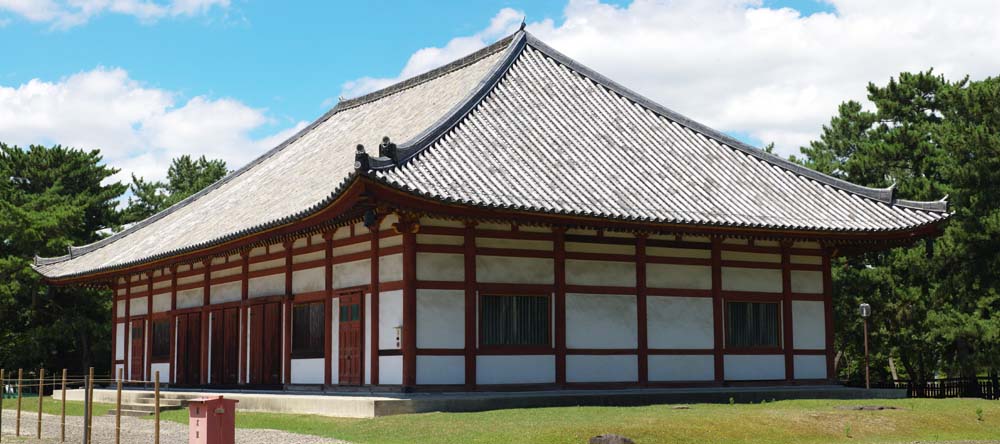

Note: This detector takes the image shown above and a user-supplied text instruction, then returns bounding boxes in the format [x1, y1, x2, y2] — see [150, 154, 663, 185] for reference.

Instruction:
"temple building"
[34, 30, 948, 391]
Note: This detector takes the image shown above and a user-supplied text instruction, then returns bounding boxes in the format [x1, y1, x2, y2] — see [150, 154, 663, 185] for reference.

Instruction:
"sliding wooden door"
[210, 308, 240, 385]
[249, 302, 283, 385]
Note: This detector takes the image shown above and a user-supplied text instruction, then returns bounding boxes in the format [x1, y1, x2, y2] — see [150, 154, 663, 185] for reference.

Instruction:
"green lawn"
[6, 397, 1000, 444]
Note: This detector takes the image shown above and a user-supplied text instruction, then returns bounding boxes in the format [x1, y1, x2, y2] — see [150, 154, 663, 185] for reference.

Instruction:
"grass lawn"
[6, 397, 1000, 444]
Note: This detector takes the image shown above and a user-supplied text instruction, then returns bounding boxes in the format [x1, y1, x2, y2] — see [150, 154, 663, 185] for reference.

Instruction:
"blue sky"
[2, 0, 992, 183]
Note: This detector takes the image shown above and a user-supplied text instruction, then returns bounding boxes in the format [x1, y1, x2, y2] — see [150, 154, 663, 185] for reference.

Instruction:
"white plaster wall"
[291, 358, 324, 384]
[211, 282, 241, 304]
[176, 275, 203, 287]
[565, 260, 636, 287]
[420, 217, 463, 228]
[646, 264, 711, 290]
[647, 296, 714, 349]
[380, 235, 402, 249]
[379, 254, 402, 283]
[721, 251, 781, 263]
[417, 356, 465, 385]
[115, 364, 124, 380]
[477, 256, 554, 284]
[792, 301, 826, 350]
[724, 355, 785, 380]
[566, 293, 636, 349]
[791, 255, 822, 265]
[566, 242, 634, 255]
[248, 274, 284, 298]
[150, 363, 170, 382]
[721, 268, 782, 293]
[793, 241, 821, 250]
[333, 259, 371, 289]
[379, 290, 404, 350]
[477, 238, 552, 251]
[477, 222, 509, 231]
[115, 322, 125, 360]
[417, 234, 464, 245]
[416, 289, 464, 349]
[249, 258, 283, 273]
[129, 285, 145, 295]
[791, 271, 823, 294]
[477, 355, 555, 384]
[292, 267, 325, 293]
[151, 293, 170, 313]
[176, 288, 204, 308]
[646, 247, 710, 259]
[566, 355, 637, 383]
[416, 253, 464, 282]
[364, 293, 371, 385]
[648, 355, 715, 381]
[131, 297, 148, 316]
[379, 356, 402, 385]
[794, 355, 827, 379]
[116, 301, 125, 318]
[293, 251, 324, 265]
[333, 241, 368, 257]
[211, 265, 242, 279]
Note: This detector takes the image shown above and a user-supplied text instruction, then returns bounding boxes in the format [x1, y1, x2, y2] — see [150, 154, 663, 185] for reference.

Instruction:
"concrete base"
[58, 385, 905, 418]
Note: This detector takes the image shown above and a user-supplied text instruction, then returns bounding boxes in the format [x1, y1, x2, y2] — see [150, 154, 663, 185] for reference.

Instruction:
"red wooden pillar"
[398, 216, 418, 388]
[711, 237, 724, 383]
[464, 221, 477, 388]
[200, 259, 211, 385]
[238, 252, 249, 385]
[111, 280, 119, 377]
[822, 249, 835, 380]
[781, 242, 794, 381]
[324, 231, 335, 386]
[124, 277, 131, 379]
[554, 227, 567, 386]
[283, 240, 294, 386]
[370, 222, 381, 386]
[145, 272, 153, 381]
[636, 234, 648, 386]
[169, 266, 177, 383]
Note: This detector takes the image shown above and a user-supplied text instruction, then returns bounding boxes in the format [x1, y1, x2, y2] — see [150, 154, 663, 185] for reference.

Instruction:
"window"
[292, 302, 325, 359]
[726, 302, 780, 348]
[151, 319, 171, 361]
[480, 295, 549, 347]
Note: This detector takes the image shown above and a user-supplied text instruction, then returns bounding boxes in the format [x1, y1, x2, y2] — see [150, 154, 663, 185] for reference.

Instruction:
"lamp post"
[859, 303, 871, 389]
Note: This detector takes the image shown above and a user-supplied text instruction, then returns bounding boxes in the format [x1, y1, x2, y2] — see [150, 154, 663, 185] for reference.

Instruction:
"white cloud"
[339, 7, 525, 99]
[342, 0, 1000, 157]
[0, 0, 228, 29]
[0, 67, 307, 185]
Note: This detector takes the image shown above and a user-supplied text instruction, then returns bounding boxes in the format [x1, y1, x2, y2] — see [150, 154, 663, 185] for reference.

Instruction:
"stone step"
[106, 404, 185, 415]
[130, 398, 186, 407]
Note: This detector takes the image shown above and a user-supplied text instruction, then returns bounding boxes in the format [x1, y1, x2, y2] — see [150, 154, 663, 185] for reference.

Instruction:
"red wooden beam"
[239, 252, 249, 385]
[781, 242, 794, 381]
[124, 277, 131, 379]
[169, 266, 177, 383]
[464, 221, 477, 388]
[145, 272, 153, 381]
[711, 237, 724, 383]
[554, 227, 567, 386]
[111, 280, 118, 378]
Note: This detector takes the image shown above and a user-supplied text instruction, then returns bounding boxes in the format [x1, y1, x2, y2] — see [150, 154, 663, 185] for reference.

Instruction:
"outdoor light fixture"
[859, 302, 871, 389]
[394, 325, 402, 349]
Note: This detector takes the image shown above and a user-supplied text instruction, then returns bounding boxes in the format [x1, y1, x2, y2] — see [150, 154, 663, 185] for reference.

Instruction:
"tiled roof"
[35, 31, 948, 279]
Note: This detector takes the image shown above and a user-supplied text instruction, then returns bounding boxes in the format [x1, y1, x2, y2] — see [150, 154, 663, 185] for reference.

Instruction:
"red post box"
[188, 396, 238, 444]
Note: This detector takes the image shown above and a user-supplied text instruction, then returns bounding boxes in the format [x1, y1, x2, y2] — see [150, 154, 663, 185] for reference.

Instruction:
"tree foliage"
[798, 71, 1000, 382]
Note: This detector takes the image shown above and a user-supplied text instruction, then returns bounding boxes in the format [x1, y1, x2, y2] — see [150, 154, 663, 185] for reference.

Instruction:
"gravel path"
[1, 410, 345, 444]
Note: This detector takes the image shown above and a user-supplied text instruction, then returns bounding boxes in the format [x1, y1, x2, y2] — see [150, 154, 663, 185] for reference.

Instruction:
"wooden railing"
[848, 377, 1000, 400]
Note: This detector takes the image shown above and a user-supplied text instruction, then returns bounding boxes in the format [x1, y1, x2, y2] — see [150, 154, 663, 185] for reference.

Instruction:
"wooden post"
[115, 368, 122, 444]
[15, 368, 22, 437]
[154, 371, 161, 444]
[36, 368, 44, 439]
[86, 367, 94, 444]
[60, 369, 67, 443]
[1, 368, 5, 444]
[863, 318, 870, 390]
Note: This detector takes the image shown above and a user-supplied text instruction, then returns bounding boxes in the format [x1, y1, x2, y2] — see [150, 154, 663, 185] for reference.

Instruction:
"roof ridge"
[519, 33, 948, 214]
[34, 33, 520, 268]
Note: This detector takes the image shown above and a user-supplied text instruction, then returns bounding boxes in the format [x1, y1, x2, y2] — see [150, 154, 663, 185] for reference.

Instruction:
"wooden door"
[249, 302, 282, 385]
[210, 308, 240, 385]
[338, 293, 363, 385]
[130, 319, 144, 380]
[175, 313, 201, 385]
